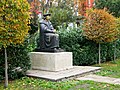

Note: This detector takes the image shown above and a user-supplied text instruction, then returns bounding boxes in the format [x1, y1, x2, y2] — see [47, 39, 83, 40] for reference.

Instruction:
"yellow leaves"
[12, 24, 19, 29]
[84, 9, 118, 43]
[0, 0, 30, 47]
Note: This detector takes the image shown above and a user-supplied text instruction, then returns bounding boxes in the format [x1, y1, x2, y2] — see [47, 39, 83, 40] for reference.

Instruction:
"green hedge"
[58, 26, 120, 65]
[0, 42, 30, 82]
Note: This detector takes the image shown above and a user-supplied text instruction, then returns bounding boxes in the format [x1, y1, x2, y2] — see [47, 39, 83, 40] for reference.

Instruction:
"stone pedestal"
[30, 52, 73, 71]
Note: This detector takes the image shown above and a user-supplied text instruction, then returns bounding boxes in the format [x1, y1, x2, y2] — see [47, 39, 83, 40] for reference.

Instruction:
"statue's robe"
[39, 19, 59, 51]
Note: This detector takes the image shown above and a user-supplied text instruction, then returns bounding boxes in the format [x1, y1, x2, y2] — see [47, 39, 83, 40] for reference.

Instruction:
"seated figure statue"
[35, 13, 62, 52]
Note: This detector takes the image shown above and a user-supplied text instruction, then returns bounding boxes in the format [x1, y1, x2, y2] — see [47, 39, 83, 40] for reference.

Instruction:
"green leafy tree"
[50, 7, 75, 29]
[49, 0, 75, 29]
[95, 0, 120, 17]
[84, 9, 119, 64]
[0, 0, 30, 88]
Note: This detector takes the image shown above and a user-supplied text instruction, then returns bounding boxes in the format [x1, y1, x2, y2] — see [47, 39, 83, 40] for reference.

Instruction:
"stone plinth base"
[26, 66, 101, 81]
[30, 52, 73, 71]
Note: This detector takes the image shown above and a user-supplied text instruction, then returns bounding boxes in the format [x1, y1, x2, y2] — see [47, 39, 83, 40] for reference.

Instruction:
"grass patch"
[95, 59, 120, 78]
[0, 77, 120, 90]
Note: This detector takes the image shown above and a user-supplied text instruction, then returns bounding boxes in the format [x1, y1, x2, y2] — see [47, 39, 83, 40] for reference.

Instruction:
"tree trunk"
[4, 48, 8, 88]
[114, 41, 116, 61]
[99, 43, 101, 65]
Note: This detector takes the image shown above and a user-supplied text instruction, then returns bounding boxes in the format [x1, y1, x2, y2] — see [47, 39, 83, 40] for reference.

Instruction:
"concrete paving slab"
[26, 66, 101, 81]
[76, 74, 120, 85]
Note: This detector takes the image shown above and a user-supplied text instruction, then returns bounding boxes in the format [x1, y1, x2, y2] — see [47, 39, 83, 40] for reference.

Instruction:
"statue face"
[46, 16, 51, 20]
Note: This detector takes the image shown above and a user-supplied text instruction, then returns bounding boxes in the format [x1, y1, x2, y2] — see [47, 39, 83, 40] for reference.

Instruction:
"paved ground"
[27, 66, 120, 85]
[76, 74, 120, 85]
[26, 66, 101, 81]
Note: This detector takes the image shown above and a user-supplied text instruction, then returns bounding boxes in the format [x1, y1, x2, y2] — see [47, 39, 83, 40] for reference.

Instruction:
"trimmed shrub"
[83, 9, 119, 64]
[84, 9, 118, 43]
[0, 0, 30, 83]
[0, 0, 30, 47]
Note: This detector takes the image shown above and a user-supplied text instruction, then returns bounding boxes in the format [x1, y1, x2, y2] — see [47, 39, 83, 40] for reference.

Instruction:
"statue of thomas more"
[36, 13, 62, 52]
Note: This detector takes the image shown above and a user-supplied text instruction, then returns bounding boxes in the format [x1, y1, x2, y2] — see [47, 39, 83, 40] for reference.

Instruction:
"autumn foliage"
[0, 0, 30, 47]
[84, 9, 119, 43]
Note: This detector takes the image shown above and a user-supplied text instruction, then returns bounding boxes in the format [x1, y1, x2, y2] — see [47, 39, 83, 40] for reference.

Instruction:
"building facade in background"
[74, 0, 95, 16]
[28, 0, 95, 17]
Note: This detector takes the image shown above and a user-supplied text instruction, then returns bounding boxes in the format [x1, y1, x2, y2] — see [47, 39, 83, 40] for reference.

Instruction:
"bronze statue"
[35, 13, 63, 52]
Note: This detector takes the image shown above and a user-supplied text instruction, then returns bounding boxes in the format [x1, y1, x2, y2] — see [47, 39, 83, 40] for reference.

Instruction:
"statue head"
[43, 13, 51, 20]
